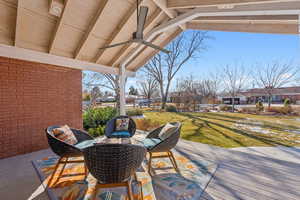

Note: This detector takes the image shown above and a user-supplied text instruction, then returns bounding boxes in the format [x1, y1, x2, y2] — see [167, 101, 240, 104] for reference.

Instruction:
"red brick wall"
[0, 56, 82, 158]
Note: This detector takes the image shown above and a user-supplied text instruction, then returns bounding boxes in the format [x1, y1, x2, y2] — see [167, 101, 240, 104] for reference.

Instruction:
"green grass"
[144, 112, 300, 148]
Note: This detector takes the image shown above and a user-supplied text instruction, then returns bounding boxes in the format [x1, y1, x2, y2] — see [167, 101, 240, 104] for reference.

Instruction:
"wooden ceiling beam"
[298, 14, 300, 36]
[167, 0, 296, 9]
[94, 0, 144, 63]
[14, 0, 21, 47]
[74, 0, 108, 59]
[151, 0, 186, 30]
[187, 21, 298, 34]
[193, 15, 298, 21]
[109, 8, 165, 66]
[49, 0, 71, 54]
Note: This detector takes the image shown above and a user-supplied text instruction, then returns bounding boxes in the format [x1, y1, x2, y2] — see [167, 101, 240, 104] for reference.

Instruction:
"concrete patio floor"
[1, 140, 300, 200]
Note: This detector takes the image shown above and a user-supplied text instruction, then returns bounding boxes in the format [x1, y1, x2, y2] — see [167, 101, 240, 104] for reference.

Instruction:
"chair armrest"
[146, 126, 164, 139]
[46, 131, 83, 156]
[72, 128, 94, 143]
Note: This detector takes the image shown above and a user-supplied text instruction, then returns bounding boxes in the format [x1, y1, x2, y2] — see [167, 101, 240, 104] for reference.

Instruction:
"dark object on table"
[105, 116, 136, 138]
[83, 143, 146, 200]
[143, 122, 182, 175]
[45, 125, 94, 187]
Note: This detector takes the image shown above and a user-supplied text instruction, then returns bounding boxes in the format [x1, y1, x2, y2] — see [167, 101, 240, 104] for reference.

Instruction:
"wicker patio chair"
[144, 122, 182, 175]
[46, 125, 94, 187]
[83, 144, 146, 200]
[105, 115, 136, 138]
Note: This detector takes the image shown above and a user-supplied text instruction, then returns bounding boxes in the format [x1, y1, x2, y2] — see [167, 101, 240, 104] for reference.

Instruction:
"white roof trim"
[0, 44, 135, 77]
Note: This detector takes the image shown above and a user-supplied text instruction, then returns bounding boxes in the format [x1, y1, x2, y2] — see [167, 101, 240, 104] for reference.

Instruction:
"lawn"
[143, 112, 300, 148]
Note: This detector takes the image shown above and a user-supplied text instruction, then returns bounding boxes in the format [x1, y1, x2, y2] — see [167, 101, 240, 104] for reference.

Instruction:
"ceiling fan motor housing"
[133, 32, 143, 40]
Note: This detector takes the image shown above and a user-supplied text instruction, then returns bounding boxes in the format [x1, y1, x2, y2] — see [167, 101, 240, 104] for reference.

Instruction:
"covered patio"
[1, 0, 300, 199]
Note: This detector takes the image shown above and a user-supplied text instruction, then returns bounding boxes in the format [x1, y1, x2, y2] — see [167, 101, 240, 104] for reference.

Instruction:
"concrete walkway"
[0, 140, 300, 200]
[176, 140, 300, 200]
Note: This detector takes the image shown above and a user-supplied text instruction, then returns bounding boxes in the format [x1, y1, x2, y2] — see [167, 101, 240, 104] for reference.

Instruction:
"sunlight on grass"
[143, 112, 300, 148]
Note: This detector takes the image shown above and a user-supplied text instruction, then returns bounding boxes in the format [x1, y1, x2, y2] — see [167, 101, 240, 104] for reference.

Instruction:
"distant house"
[217, 94, 247, 105]
[219, 86, 300, 105]
[242, 87, 300, 104]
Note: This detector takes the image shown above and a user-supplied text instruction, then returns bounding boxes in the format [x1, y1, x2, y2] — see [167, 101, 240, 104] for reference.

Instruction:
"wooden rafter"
[108, 8, 165, 66]
[187, 21, 298, 34]
[151, 0, 186, 30]
[94, 0, 144, 63]
[298, 14, 300, 34]
[167, 0, 297, 9]
[193, 15, 298, 21]
[14, 0, 20, 47]
[49, 0, 71, 54]
[74, 0, 108, 59]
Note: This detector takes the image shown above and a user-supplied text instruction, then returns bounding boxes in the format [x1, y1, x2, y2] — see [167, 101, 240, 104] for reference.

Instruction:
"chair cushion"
[158, 123, 177, 140]
[143, 138, 162, 150]
[115, 118, 130, 131]
[111, 131, 131, 137]
[52, 125, 78, 145]
[74, 140, 95, 150]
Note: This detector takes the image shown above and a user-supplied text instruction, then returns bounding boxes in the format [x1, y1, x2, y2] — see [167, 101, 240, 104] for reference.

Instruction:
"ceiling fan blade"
[142, 41, 170, 54]
[136, 6, 148, 39]
[99, 40, 134, 50]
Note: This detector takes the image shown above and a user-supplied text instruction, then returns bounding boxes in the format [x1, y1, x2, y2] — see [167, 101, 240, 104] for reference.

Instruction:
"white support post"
[119, 63, 126, 115]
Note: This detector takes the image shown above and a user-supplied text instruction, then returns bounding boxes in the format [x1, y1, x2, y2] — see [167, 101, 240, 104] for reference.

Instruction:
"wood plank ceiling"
[0, 0, 299, 72]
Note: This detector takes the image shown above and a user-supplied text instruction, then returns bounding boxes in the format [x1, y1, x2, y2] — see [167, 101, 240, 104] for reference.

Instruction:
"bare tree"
[90, 86, 101, 108]
[174, 74, 220, 111]
[138, 73, 158, 105]
[175, 75, 203, 111]
[222, 64, 249, 111]
[143, 31, 209, 109]
[206, 72, 222, 108]
[252, 61, 298, 108]
[83, 72, 124, 113]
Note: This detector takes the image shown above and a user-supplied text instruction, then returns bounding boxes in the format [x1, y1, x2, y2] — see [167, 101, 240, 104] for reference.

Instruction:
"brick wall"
[0, 56, 82, 159]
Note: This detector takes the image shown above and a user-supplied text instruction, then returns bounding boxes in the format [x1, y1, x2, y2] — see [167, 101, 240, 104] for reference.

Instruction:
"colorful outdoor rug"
[32, 152, 217, 200]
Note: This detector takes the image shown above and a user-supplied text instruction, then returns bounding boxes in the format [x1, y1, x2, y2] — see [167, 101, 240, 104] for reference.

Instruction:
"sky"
[126, 30, 300, 91]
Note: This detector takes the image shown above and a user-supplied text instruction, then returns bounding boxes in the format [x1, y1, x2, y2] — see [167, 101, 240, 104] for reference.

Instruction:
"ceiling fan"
[98, 0, 170, 54]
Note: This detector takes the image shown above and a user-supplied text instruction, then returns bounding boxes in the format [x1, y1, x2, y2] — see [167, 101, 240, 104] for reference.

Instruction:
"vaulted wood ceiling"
[0, 0, 299, 73]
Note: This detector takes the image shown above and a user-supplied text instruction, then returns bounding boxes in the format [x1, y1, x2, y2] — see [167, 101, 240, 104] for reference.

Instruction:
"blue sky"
[127, 30, 300, 91]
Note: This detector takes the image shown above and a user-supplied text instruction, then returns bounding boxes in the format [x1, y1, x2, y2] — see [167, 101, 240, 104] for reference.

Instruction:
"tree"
[206, 72, 221, 107]
[138, 73, 159, 103]
[83, 72, 126, 113]
[128, 86, 138, 95]
[174, 75, 202, 111]
[252, 61, 299, 108]
[90, 86, 101, 107]
[222, 64, 249, 111]
[142, 31, 209, 109]
[174, 74, 219, 111]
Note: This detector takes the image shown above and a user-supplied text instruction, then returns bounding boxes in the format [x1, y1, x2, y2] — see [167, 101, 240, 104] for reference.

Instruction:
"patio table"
[94, 132, 146, 145]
